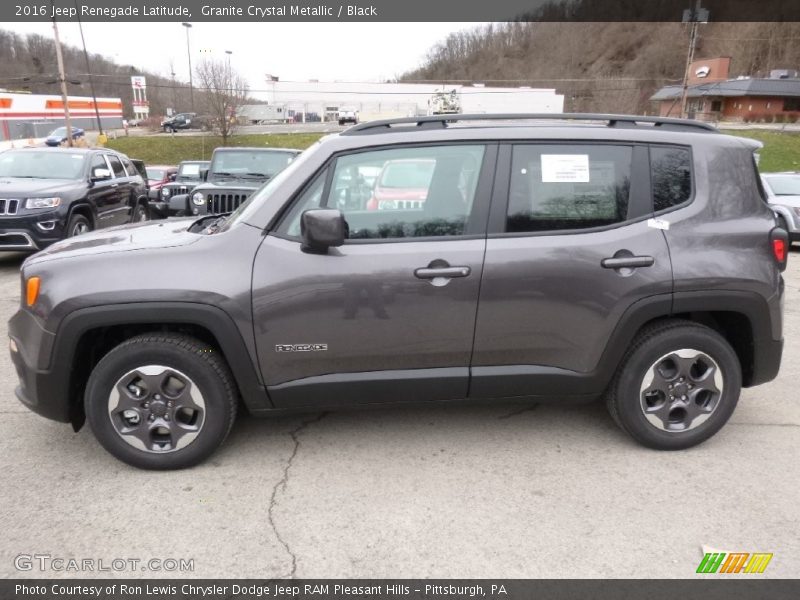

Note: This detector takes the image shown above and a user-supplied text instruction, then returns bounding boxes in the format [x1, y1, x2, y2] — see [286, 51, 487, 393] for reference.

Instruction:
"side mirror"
[168, 173, 177, 182]
[200, 168, 209, 181]
[301, 209, 346, 253]
[91, 167, 112, 181]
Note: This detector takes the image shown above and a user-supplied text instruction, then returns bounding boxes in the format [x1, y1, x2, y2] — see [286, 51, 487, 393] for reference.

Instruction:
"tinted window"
[507, 145, 632, 233]
[651, 146, 692, 212]
[106, 155, 126, 178]
[90, 155, 108, 175]
[282, 145, 485, 240]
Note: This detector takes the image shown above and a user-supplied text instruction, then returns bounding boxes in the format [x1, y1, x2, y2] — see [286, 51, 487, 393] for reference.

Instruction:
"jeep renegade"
[9, 114, 787, 469]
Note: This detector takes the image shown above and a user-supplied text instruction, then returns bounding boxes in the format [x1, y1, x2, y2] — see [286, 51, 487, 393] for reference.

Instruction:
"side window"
[282, 145, 485, 240]
[89, 154, 108, 177]
[507, 145, 632, 233]
[106, 155, 126, 178]
[651, 146, 692, 212]
[120, 156, 135, 177]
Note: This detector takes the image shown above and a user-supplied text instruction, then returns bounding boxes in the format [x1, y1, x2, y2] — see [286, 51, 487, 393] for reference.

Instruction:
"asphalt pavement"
[0, 248, 798, 579]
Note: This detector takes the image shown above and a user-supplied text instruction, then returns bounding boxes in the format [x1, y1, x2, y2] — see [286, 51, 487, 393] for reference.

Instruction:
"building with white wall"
[254, 80, 564, 122]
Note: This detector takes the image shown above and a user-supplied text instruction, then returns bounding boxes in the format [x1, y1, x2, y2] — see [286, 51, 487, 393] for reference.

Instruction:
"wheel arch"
[51, 303, 269, 430]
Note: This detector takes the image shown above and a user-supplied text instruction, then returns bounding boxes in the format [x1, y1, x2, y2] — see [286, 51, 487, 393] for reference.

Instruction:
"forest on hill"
[402, 21, 800, 114]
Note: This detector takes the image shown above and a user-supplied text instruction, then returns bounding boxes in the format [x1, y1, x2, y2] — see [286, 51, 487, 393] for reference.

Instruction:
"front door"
[470, 142, 673, 399]
[252, 143, 496, 408]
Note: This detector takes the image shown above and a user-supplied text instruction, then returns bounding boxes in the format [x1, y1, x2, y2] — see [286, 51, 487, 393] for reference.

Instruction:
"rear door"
[470, 142, 673, 399]
[252, 143, 496, 408]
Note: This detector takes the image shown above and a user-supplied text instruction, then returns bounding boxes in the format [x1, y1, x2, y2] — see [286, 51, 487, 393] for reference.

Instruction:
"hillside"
[402, 22, 800, 114]
[0, 28, 190, 118]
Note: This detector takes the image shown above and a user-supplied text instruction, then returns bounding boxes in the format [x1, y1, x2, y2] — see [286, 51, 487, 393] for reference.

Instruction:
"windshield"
[146, 167, 166, 181]
[49, 127, 67, 136]
[210, 150, 295, 178]
[223, 144, 316, 230]
[179, 163, 203, 177]
[765, 175, 800, 196]
[0, 150, 86, 179]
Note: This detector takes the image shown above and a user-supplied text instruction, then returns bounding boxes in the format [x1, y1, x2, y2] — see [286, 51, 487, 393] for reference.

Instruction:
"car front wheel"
[85, 334, 238, 469]
[66, 213, 91, 237]
[606, 319, 741, 450]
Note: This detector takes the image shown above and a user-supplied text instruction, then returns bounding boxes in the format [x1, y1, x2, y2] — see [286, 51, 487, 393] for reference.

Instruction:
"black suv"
[150, 160, 209, 218]
[168, 147, 300, 216]
[0, 147, 148, 251]
[9, 114, 787, 469]
[161, 112, 200, 133]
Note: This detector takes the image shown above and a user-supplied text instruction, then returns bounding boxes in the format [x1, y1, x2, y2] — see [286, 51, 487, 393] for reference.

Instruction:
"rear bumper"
[749, 337, 783, 387]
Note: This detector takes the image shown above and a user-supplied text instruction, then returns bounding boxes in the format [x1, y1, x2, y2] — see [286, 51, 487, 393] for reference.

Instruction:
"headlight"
[25, 197, 61, 209]
[192, 192, 205, 206]
[161, 187, 171, 197]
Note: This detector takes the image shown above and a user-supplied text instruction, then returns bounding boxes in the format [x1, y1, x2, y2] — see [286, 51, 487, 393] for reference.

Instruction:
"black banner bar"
[3, 580, 800, 600]
[5, 0, 800, 23]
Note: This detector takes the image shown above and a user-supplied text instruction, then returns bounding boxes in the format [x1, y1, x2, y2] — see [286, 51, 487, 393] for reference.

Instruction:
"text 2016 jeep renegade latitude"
[9, 114, 787, 469]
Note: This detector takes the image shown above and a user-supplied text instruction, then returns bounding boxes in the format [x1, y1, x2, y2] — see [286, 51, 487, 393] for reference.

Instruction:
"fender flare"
[50, 302, 270, 413]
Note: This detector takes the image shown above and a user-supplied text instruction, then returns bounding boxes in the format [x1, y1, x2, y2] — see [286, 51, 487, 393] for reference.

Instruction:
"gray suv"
[8, 114, 788, 469]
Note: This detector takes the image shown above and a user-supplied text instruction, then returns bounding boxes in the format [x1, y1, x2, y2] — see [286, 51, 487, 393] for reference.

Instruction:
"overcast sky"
[11, 22, 475, 89]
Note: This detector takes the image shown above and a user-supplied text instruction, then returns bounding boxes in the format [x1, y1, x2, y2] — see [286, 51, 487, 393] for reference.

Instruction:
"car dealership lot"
[0, 249, 798, 579]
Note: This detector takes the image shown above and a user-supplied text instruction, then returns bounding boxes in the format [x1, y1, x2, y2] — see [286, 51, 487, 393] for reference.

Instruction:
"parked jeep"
[161, 112, 196, 133]
[9, 114, 787, 469]
[0, 147, 148, 251]
[149, 160, 209, 218]
[168, 147, 300, 216]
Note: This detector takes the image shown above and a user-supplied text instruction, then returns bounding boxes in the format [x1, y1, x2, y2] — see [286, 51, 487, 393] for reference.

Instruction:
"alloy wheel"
[639, 349, 723, 433]
[107, 365, 205, 453]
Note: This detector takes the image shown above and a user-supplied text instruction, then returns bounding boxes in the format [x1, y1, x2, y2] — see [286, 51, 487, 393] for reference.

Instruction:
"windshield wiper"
[211, 171, 234, 177]
[243, 172, 270, 178]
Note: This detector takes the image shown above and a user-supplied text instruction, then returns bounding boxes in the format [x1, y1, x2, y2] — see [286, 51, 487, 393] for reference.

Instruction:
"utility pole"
[75, 1, 103, 135]
[182, 23, 194, 111]
[679, 0, 710, 119]
[50, 1, 73, 147]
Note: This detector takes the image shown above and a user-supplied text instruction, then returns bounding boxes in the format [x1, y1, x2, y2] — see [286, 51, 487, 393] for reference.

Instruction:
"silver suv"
[8, 114, 788, 469]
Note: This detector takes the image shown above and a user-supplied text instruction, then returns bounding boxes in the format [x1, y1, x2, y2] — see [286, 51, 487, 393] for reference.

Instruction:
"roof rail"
[341, 113, 719, 135]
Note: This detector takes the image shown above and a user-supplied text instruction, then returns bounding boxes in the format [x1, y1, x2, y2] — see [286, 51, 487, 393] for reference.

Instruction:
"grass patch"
[721, 130, 800, 172]
[106, 133, 324, 165]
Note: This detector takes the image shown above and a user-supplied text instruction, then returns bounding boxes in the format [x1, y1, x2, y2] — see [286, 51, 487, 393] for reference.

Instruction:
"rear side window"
[506, 144, 632, 233]
[106, 155, 126, 178]
[651, 146, 692, 211]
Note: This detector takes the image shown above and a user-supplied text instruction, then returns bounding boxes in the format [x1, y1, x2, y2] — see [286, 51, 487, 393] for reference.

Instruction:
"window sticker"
[540, 154, 590, 183]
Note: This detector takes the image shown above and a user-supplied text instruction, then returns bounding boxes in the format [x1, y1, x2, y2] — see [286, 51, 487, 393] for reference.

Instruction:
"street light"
[182, 22, 194, 111]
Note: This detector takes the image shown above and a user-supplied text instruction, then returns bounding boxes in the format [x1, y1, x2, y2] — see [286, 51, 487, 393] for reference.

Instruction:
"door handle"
[110, 183, 119, 188]
[414, 266, 471, 279]
[601, 256, 654, 269]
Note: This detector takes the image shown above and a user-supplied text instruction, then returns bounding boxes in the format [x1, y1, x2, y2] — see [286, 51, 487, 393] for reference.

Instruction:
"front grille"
[209, 192, 249, 214]
[164, 185, 193, 196]
[0, 199, 21, 215]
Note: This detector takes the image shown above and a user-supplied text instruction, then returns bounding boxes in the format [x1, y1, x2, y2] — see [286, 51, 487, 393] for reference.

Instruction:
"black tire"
[132, 202, 149, 223]
[605, 319, 741, 450]
[85, 334, 238, 469]
[66, 213, 91, 237]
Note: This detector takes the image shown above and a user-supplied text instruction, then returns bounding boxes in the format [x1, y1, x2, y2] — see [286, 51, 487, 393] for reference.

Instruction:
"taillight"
[770, 227, 789, 271]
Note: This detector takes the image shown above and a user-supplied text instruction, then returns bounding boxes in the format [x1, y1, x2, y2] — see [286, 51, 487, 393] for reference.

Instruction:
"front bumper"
[0, 212, 66, 251]
[8, 308, 69, 423]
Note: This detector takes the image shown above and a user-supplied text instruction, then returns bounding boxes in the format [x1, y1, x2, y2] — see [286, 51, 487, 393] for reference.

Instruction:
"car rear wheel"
[66, 214, 91, 237]
[606, 319, 741, 450]
[85, 334, 238, 469]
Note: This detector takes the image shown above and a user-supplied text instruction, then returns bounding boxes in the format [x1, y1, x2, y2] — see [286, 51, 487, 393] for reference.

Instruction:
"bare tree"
[194, 58, 248, 144]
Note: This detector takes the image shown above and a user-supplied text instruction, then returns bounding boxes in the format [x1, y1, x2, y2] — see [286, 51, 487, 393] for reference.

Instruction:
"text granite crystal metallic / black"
[7, 114, 787, 469]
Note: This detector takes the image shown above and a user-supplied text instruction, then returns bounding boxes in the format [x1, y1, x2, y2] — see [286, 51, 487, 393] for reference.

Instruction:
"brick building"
[651, 57, 800, 122]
